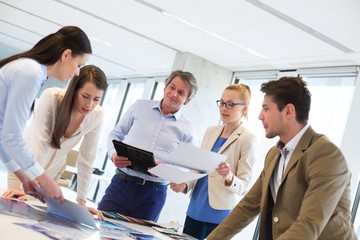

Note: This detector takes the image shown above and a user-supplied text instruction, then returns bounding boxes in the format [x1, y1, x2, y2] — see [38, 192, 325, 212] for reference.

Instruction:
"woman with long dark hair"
[0, 26, 92, 201]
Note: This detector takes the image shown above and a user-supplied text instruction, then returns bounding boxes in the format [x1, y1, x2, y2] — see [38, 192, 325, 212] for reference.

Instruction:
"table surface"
[0, 196, 179, 240]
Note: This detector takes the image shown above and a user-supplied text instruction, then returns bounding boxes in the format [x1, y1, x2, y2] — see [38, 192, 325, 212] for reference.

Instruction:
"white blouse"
[23, 87, 105, 201]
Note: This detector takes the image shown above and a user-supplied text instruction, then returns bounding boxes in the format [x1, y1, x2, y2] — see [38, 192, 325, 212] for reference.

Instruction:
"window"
[304, 76, 355, 146]
[152, 81, 165, 100]
[92, 80, 129, 170]
[89, 79, 148, 202]
[236, 69, 356, 150]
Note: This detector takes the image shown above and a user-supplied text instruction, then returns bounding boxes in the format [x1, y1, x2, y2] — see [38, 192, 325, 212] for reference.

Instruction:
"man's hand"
[112, 153, 132, 168]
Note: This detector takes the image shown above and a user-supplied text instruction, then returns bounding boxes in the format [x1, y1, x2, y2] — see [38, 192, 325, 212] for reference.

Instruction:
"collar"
[40, 63, 47, 85]
[153, 100, 182, 120]
[277, 123, 310, 152]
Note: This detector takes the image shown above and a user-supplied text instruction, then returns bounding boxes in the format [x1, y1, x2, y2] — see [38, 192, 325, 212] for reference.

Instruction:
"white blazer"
[187, 124, 258, 210]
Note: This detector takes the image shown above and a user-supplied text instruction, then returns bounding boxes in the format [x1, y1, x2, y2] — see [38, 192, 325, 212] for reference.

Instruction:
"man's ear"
[183, 98, 191, 105]
[285, 103, 295, 118]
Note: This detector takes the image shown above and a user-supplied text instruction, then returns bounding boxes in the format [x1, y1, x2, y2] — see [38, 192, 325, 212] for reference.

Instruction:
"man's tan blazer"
[207, 127, 357, 240]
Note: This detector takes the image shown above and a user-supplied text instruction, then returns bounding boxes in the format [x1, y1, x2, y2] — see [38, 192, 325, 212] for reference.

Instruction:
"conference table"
[0, 193, 194, 240]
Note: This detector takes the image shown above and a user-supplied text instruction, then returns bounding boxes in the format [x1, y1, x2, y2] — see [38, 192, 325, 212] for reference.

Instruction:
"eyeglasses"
[216, 100, 245, 109]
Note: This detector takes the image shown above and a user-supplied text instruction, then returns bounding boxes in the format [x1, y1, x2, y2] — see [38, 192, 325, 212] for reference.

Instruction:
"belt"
[115, 170, 168, 186]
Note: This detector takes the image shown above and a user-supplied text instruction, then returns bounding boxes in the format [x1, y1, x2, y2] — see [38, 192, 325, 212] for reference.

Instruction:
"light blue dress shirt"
[107, 99, 197, 183]
[0, 58, 46, 179]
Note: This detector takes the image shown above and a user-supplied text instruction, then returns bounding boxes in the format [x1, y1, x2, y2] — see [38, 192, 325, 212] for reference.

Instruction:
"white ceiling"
[1, 0, 360, 79]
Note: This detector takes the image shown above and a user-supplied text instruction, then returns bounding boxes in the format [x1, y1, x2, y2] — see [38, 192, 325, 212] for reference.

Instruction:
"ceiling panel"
[0, 0, 359, 78]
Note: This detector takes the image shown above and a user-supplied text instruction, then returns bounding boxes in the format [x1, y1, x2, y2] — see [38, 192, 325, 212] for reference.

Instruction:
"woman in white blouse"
[3, 64, 107, 216]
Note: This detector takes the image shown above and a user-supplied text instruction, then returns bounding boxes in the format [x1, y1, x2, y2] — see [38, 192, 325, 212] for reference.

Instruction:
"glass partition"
[87, 79, 146, 201]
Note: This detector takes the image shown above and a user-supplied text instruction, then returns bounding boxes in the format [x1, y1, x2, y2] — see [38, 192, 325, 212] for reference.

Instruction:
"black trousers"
[265, 189, 274, 240]
[265, 209, 273, 240]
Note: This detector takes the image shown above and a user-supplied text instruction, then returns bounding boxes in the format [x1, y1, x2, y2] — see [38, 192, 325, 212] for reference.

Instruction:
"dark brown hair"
[50, 65, 108, 149]
[260, 76, 311, 124]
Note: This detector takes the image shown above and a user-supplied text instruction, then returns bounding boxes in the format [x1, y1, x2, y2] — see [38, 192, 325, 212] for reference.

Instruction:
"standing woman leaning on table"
[3, 65, 107, 219]
[0, 26, 92, 202]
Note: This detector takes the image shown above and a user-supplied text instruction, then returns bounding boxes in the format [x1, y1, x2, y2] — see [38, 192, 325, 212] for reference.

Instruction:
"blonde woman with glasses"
[170, 83, 258, 240]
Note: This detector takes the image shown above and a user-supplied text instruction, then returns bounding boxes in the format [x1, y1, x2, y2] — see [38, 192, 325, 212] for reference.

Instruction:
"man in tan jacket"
[207, 76, 357, 240]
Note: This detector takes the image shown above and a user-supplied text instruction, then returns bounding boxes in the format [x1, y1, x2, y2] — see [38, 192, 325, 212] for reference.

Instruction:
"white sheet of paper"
[149, 142, 227, 183]
[149, 164, 207, 184]
[165, 142, 227, 171]
[44, 197, 98, 229]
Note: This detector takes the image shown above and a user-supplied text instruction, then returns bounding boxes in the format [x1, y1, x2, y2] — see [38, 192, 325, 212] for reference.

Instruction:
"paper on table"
[44, 197, 98, 229]
[148, 142, 226, 184]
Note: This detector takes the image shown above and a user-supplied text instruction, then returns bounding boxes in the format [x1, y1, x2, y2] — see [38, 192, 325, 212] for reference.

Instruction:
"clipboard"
[112, 139, 156, 175]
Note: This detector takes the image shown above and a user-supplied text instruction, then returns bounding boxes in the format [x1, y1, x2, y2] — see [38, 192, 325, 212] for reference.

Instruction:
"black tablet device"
[112, 139, 156, 175]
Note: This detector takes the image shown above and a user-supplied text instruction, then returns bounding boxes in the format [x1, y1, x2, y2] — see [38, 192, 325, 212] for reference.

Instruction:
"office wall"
[171, 52, 233, 145]
[157, 51, 234, 227]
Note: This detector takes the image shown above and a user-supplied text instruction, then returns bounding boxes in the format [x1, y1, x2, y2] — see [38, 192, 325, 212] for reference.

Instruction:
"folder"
[112, 140, 157, 175]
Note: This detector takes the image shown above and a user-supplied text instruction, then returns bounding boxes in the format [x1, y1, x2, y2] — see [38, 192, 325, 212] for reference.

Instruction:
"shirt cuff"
[24, 161, 44, 180]
[108, 150, 116, 160]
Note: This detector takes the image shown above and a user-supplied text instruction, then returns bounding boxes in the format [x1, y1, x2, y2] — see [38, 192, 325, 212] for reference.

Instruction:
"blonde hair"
[225, 83, 251, 119]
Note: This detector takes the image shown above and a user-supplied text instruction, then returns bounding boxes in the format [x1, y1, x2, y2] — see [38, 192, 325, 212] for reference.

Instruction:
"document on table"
[148, 142, 227, 184]
[44, 197, 98, 229]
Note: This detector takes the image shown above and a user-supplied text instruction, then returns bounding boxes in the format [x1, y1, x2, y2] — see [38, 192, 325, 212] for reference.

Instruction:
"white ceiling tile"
[0, 0, 359, 77]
